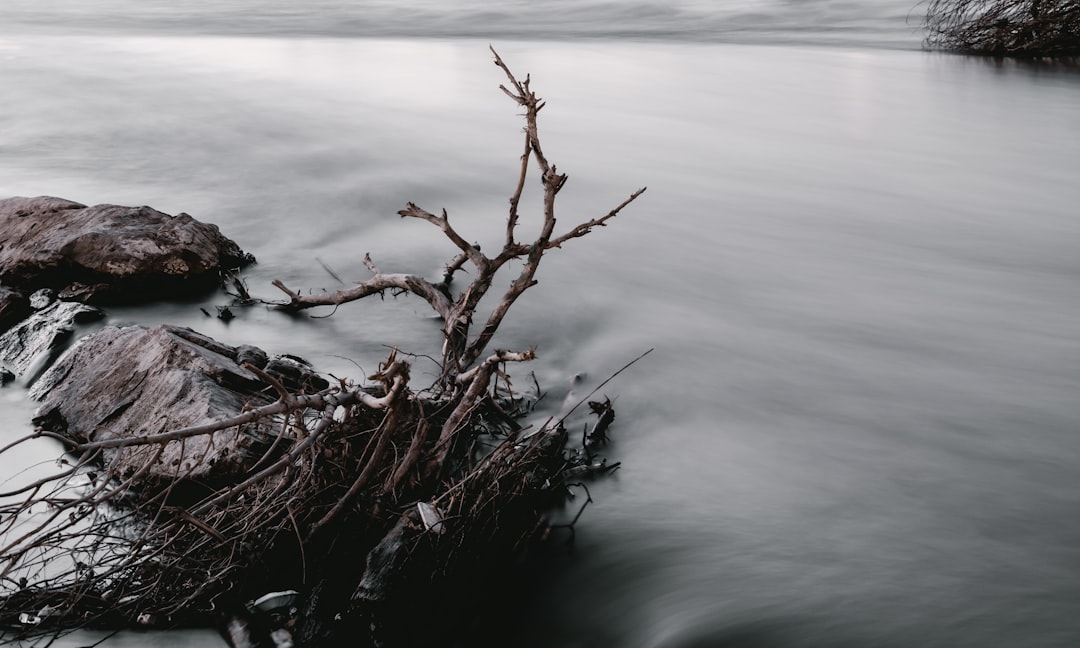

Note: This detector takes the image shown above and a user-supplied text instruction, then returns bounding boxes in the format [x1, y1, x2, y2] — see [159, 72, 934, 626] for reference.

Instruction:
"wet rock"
[0, 300, 104, 382]
[0, 196, 255, 303]
[0, 286, 29, 333]
[28, 288, 56, 310]
[264, 355, 330, 393]
[29, 325, 321, 487]
[236, 344, 269, 370]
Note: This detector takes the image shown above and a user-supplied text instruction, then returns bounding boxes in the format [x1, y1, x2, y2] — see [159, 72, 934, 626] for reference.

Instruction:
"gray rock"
[29, 325, 297, 487]
[0, 300, 104, 382]
[29, 288, 56, 310]
[236, 344, 269, 370]
[0, 196, 254, 303]
[264, 355, 330, 393]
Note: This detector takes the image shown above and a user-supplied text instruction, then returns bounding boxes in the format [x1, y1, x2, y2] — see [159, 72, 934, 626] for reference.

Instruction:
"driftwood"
[0, 49, 643, 647]
[922, 0, 1080, 57]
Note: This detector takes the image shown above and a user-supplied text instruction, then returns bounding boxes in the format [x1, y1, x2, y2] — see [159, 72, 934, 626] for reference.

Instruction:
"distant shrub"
[923, 0, 1080, 57]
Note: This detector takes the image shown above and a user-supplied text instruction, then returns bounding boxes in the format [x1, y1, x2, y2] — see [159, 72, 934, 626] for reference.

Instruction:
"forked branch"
[0, 49, 643, 648]
[270, 48, 645, 381]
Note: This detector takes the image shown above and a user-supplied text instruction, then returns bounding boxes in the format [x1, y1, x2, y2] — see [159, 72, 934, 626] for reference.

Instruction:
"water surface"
[2, 4, 1079, 647]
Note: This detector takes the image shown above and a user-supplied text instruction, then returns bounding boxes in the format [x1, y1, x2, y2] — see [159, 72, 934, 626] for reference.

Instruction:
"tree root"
[0, 49, 646, 648]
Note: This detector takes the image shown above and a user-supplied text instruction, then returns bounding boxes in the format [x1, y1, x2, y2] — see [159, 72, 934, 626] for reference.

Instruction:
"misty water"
[2, 2, 1080, 647]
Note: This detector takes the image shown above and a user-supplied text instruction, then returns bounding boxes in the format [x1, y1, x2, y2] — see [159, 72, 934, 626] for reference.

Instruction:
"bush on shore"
[923, 0, 1080, 57]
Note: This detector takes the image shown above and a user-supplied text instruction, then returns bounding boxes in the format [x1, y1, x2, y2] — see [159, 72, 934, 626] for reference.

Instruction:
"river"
[1, 2, 1079, 647]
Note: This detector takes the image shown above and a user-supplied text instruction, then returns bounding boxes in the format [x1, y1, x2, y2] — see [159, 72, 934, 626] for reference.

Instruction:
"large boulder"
[29, 325, 325, 489]
[0, 196, 254, 303]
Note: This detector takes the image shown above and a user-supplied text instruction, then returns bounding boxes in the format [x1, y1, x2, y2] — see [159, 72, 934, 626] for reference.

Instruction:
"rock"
[0, 300, 104, 382]
[264, 355, 330, 393]
[28, 288, 56, 310]
[0, 196, 255, 303]
[236, 344, 269, 370]
[30, 325, 324, 489]
[0, 286, 29, 334]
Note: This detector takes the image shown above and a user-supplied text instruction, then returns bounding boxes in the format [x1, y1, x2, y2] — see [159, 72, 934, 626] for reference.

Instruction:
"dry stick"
[505, 101, 533, 247]
[71, 379, 398, 453]
[459, 52, 646, 370]
[0, 449, 142, 565]
[59, 492, 185, 599]
[0, 444, 163, 580]
[270, 47, 643, 384]
[185, 407, 332, 518]
[285, 502, 308, 585]
[272, 270, 452, 320]
[455, 349, 536, 385]
[243, 361, 290, 401]
[167, 507, 227, 544]
[442, 250, 472, 286]
[545, 187, 648, 249]
[245, 413, 293, 477]
[70, 395, 316, 452]
[399, 205, 487, 271]
[384, 418, 431, 496]
[0, 429, 75, 456]
[308, 400, 402, 537]
[188, 372, 405, 520]
[557, 348, 654, 422]
[0, 450, 94, 499]
[432, 425, 547, 509]
[428, 350, 536, 476]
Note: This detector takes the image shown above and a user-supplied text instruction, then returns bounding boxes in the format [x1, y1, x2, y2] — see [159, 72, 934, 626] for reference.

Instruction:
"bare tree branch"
[547, 187, 648, 249]
[272, 272, 452, 321]
[266, 47, 643, 385]
[398, 203, 488, 271]
[0, 50, 643, 646]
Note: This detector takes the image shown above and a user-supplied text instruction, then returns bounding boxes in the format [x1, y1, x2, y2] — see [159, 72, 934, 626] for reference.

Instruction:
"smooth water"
[3, 0, 916, 48]
[2, 2, 1080, 647]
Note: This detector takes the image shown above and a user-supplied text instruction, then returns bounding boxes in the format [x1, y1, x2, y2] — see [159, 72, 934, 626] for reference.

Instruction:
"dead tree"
[922, 0, 1080, 57]
[0, 48, 644, 647]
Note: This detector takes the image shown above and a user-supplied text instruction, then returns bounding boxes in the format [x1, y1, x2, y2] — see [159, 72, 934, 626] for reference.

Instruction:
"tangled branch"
[273, 46, 646, 379]
[922, 0, 1080, 56]
[0, 48, 642, 647]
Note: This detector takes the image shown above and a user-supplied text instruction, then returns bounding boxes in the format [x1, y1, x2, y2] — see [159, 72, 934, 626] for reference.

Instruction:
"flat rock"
[0, 300, 104, 383]
[0, 196, 254, 303]
[30, 325, 294, 487]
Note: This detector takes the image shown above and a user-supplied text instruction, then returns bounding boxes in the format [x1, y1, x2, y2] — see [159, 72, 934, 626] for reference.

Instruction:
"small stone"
[58, 282, 111, 302]
[29, 288, 56, 310]
[265, 356, 330, 393]
[236, 345, 268, 370]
